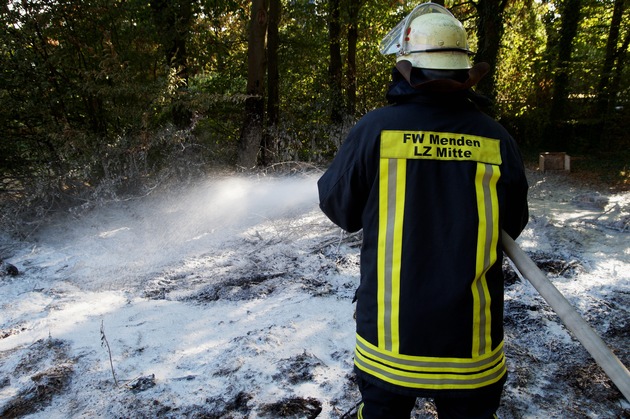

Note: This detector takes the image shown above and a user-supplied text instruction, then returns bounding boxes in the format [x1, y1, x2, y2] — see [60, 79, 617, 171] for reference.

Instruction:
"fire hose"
[501, 230, 630, 402]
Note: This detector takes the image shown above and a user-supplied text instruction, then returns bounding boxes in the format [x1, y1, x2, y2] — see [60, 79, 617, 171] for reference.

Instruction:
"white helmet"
[380, 3, 472, 70]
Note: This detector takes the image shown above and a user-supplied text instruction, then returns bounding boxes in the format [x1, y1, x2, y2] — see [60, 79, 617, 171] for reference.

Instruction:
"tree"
[609, 29, 630, 110]
[473, 0, 510, 112]
[263, 0, 281, 165]
[0, 0, 169, 199]
[238, 0, 268, 168]
[3, 0, 630, 211]
[150, 0, 195, 128]
[352, 1, 401, 114]
[345, 0, 362, 117]
[546, 0, 583, 149]
[328, 0, 344, 125]
[596, 0, 626, 116]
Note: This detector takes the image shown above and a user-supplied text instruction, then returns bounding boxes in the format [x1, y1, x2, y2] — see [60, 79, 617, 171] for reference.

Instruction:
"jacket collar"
[385, 66, 493, 109]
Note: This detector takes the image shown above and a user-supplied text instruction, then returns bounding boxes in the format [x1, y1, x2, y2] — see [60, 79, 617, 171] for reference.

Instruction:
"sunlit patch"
[98, 227, 131, 239]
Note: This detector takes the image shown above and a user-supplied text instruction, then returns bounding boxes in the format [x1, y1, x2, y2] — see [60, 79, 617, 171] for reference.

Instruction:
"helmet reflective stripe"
[380, 2, 473, 70]
[405, 46, 471, 54]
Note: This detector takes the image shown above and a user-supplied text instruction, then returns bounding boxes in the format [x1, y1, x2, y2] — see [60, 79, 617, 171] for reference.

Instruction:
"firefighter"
[317, 3, 529, 418]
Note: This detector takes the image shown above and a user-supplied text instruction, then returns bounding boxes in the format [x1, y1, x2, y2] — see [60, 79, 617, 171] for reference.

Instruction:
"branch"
[100, 320, 119, 388]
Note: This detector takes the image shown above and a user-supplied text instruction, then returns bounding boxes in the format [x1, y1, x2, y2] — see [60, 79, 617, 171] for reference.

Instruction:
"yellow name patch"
[380, 130, 502, 165]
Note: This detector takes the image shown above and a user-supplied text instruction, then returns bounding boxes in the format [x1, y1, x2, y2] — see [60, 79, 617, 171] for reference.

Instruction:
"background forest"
[1, 0, 629, 229]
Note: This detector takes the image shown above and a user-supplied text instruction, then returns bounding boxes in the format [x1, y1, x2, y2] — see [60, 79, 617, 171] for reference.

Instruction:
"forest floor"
[0, 164, 629, 418]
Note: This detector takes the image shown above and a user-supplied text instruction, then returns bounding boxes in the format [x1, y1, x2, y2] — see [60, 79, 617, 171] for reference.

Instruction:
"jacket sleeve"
[317, 123, 374, 233]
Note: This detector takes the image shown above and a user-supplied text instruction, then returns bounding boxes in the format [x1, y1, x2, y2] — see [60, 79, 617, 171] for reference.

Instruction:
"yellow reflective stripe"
[356, 333, 504, 372]
[354, 343, 506, 390]
[380, 130, 502, 165]
[354, 352, 506, 390]
[358, 403, 364, 419]
[472, 163, 501, 356]
[377, 158, 406, 352]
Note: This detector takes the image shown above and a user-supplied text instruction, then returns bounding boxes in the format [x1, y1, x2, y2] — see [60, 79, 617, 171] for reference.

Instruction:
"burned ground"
[0, 170, 628, 418]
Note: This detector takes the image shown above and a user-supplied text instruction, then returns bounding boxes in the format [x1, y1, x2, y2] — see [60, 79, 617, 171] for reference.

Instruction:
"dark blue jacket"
[318, 75, 528, 397]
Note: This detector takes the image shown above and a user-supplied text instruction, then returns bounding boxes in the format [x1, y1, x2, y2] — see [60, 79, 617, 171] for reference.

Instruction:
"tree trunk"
[546, 0, 582, 149]
[150, 0, 193, 128]
[264, 0, 281, 165]
[238, 0, 269, 169]
[328, 0, 343, 125]
[610, 30, 630, 106]
[473, 0, 508, 114]
[345, 0, 361, 117]
[601, 23, 630, 150]
[537, 5, 560, 107]
[596, 0, 626, 116]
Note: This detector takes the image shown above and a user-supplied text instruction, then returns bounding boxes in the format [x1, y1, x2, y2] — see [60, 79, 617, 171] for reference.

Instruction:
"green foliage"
[1, 0, 629, 228]
[494, 0, 629, 154]
[496, 2, 548, 116]
[353, 1, 406, 112]
[1, 1, 164, 196]
[0, 0, 249, 217]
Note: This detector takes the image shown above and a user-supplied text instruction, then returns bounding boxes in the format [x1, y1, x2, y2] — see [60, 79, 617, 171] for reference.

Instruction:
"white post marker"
[501, 230, 630, 402]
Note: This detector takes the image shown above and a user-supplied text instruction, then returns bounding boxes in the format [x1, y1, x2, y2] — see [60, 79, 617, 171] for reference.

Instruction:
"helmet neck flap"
[395, 59, 489, 92]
